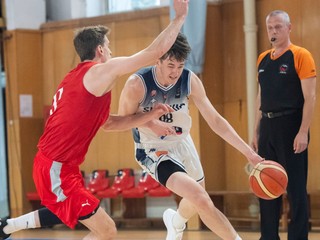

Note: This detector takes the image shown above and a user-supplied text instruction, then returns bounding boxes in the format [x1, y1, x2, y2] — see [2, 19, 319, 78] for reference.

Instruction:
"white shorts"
[135, 134, 204, 183]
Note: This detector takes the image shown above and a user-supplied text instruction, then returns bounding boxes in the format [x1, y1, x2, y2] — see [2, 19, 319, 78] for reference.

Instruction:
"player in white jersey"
[118, 33, 263, 240]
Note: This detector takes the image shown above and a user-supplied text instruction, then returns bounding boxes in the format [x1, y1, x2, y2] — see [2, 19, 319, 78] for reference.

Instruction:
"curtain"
[170, 0, 207, 75]
[0, 71, 9, 218]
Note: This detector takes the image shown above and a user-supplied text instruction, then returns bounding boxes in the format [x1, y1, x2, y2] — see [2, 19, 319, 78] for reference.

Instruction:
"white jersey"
[133, 66, 192, 147]
[132, 66, 204, 183]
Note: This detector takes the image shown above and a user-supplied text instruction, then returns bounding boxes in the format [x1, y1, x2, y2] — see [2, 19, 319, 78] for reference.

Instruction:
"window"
[107, 0, 169, 13]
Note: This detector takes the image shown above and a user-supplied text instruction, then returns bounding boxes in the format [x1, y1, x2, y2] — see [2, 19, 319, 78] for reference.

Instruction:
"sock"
[4, 212, 37, 234]
[172, 209, 188, 230]
[235, 234, 242, 240]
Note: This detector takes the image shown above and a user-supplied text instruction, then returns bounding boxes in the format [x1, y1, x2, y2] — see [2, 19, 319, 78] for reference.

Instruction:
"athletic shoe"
[0, 218, 11, 239]
[163, 209, 185, 240]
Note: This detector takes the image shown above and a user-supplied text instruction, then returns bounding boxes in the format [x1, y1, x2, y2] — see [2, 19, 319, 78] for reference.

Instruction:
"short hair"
[266, 10, 291, 25]
[73, 25, 109, 61]
[160, 32, 191, 62]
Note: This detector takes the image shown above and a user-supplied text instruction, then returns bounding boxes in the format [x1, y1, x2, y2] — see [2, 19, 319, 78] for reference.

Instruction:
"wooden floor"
[9, 228, 320, 239]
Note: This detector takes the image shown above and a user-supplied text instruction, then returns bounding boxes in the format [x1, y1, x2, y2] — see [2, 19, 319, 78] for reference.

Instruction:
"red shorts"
[33, 151, 100, 228]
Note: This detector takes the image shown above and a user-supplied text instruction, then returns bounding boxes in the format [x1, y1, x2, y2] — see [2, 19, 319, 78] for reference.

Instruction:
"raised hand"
[173, 0, 189, 19]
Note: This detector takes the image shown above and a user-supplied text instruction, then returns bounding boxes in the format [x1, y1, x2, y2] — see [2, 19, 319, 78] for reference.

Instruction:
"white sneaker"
[163, 209, 185, 240]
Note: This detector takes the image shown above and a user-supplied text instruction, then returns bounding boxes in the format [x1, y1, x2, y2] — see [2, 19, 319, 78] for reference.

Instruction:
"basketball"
[249, 160, 288, 200]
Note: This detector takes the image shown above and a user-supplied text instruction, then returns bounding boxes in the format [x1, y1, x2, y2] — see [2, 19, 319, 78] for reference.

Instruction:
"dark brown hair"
[160, 32, 191, 62]
[73, 25, 109, 61]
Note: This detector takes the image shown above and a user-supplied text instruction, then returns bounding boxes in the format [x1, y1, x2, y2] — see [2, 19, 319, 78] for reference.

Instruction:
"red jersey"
[37, 61, 111, 165]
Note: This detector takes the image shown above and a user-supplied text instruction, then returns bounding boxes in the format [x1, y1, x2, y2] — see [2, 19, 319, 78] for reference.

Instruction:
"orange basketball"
[249, 160, 288, 200]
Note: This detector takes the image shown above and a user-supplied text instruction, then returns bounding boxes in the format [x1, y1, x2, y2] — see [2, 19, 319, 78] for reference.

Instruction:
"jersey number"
[159, 113, 173, 123]
[50, 88, 64, 115]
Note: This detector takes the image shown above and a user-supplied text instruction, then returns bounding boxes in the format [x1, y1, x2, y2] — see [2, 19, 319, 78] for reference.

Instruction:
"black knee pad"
[38, 208, 63, 227]
[78, 206, 99, 221]
[157, 160, 186, 186]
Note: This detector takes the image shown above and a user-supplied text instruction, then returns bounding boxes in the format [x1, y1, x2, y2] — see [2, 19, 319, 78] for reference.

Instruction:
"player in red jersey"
[0, 1, 189, 239]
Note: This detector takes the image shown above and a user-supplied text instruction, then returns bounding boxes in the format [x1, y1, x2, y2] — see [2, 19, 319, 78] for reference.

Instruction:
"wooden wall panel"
[41, 28, 79, 142]
[4, 31, 22, 216]
[42, 29, 78, 105]
[42, 33, 57, 105]
[224, 101, 249, 190]
[19, 118, 43, 208]
[201, 4, 226, 191]
[203, 4, 224, 104]
[222, 1, 247, 103]
[217, 2, 249, 191]
[200, 103, 226, 190]
[256, 0, 302, 52]
[4, 30, 43, 215]
[299, 1, 320, 192]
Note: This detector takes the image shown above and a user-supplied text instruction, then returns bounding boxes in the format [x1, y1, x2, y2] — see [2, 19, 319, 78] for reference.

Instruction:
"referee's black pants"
[258, 111, 309, 240]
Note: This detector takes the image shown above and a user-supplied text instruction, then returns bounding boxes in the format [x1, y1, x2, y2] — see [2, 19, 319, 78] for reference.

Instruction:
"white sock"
[172, 209, 188, 230]
[4, 212, 37, 234]
[235, 234, 242, 240]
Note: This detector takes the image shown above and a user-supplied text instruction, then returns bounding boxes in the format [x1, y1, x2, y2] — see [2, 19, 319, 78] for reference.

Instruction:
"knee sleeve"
[78, 206, 99, 221]
[38, 208, 63, 227]
[157, 160, 186, 186]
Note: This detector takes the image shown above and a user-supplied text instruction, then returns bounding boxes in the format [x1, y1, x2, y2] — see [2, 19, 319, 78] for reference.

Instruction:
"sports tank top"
[132, 66, 192, 146]
[38, 61, 111, 165]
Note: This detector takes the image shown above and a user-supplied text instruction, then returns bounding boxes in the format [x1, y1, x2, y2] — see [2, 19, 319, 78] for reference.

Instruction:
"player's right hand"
[150, 120, 177, 138]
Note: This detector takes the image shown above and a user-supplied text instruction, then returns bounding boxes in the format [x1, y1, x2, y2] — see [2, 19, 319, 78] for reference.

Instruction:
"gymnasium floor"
[8, 228, 320, 239]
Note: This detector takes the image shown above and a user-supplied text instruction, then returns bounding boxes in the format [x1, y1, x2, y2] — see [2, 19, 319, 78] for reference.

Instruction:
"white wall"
[5, 0, 169, 27]
[5, 0, 46, 30]
[46, 0, 106, 21]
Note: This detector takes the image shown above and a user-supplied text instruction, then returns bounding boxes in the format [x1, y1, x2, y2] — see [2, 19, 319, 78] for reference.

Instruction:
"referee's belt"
[262, 109, 298, 119]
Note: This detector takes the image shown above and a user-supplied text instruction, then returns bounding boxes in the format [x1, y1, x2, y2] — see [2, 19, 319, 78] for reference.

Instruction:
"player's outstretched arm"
[107, 0, 188, 75]
[190, 73, 263, 166]
[88, 0, 189, 96]
[102, 104, 172, 132]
